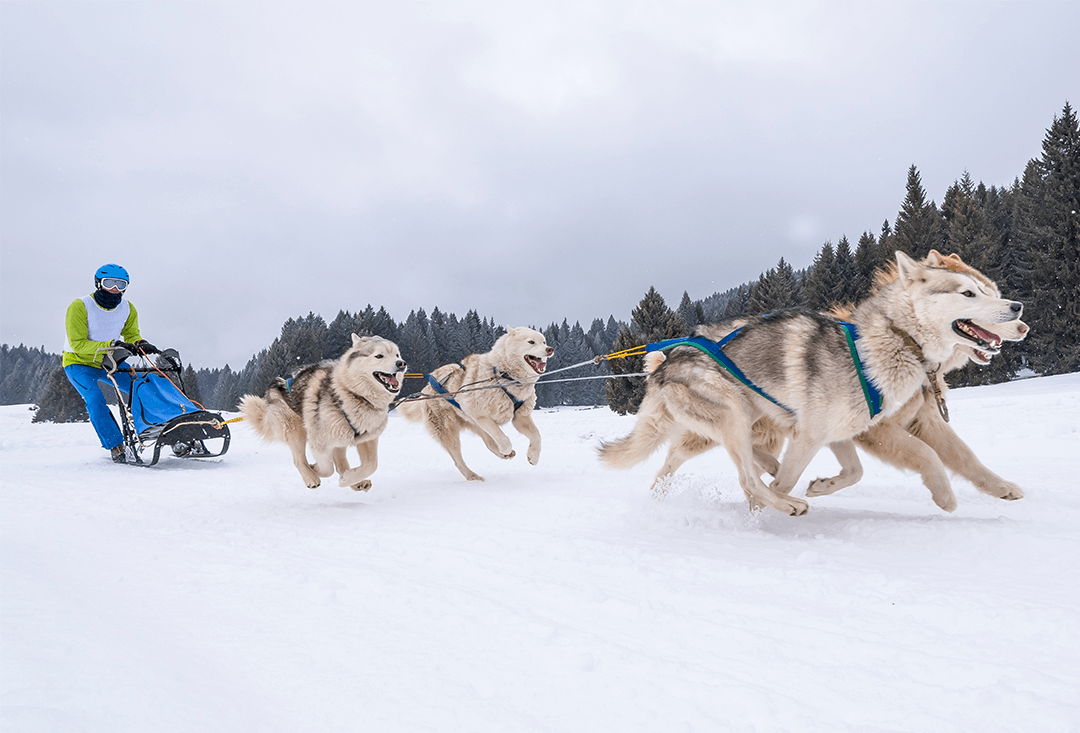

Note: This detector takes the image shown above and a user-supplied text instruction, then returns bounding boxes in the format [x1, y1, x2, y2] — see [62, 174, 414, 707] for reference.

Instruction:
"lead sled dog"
[598, 250, 1026, 516]
[640, 251, 1029, 512]
[398, 326, 553, 481]
[240, 334, 406, 491]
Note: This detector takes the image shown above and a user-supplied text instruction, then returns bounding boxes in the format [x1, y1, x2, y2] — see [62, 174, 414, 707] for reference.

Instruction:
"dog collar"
[888, 325, 948, 423]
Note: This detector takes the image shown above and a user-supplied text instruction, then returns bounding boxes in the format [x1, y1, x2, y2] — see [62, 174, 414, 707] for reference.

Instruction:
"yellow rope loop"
[602, 345, 648, 361]
[220, 416, 245, 425]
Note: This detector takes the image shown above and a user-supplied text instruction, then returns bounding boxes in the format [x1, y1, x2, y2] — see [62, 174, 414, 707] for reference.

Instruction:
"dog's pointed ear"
[895, 251, 923, 284]
[351, 333, 362, 346]
[925, 250, 948, 267]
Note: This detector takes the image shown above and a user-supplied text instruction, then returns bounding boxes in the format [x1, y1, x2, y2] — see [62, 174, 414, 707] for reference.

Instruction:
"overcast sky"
[2, 2, 1076, 369]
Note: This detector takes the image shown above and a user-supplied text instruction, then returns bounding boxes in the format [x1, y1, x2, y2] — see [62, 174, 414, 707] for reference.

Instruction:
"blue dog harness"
[835, 321, 884, 419]
[425, 371, 464, 411]
[648, 320, 884, 419]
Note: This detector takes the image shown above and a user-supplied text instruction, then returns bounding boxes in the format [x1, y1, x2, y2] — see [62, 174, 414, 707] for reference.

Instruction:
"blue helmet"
[94, 263, 129, 289]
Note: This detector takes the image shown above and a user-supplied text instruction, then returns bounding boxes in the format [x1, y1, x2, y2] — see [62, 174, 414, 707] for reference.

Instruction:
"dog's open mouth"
[954, 319, 1004, 352]
[966, 346, 995, 365]
[524, 354, 547, 374]
[374, 372, 402, 393]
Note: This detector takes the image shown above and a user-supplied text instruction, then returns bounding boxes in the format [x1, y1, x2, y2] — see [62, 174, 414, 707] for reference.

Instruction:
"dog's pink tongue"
[966, 322, 998, 342]
[388, 376, 400, 389]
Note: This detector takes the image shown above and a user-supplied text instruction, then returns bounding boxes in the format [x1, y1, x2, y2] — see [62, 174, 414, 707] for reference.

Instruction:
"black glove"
[135, 340, 160, 354]
[109, 339, 137, 352]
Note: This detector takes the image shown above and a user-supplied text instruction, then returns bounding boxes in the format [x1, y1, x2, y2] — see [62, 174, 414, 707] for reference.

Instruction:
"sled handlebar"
[100, 346, 183, 375]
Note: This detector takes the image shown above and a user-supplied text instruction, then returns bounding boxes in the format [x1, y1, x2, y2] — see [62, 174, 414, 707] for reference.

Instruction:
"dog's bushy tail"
[238, 394, 270, 437]
[597, 395, 671, 469]
[239, 393, 285, 443]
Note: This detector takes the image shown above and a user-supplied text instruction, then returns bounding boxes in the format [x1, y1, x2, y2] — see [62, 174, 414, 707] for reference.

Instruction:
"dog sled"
[102, 345, 231, 466]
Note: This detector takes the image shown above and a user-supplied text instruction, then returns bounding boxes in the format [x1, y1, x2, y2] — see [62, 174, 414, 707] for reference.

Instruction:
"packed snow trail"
[2, 374, 1079, 732]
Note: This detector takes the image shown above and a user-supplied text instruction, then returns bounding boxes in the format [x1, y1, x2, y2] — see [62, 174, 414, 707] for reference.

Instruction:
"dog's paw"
[305, 478, 321, 489]
[806, 477, 839, 497]
[527, 449, 540, 465]
[930, 490, 958, 513]
[465, 472, 485, 482]
[500, 449, 516, 460]
[982, 480, 1024, 501]
[783, 496, 809, 516]
[350, 480, 372, 492]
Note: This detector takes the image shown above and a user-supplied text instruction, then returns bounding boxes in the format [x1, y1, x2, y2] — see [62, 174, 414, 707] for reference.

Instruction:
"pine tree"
[722, 284, 751, 319]
[877, 219, 895, 264]
[399, 309, 435, 375]
[833, 236, 858, 305]
[893, 165, 943, 258]
[181, 365, 204, 406]
[429, 307, 451, 366]
[33, 369, 89, 423]
[941, 172, 996, 269]
[0, 344, 60, 405]
[606, 287, 687, 414]
[749, 257, 803, 313]
[804, 241, 838, 311]
[210, 365, 238, 411]
[326, 310, 357, 358]
[677, 291, 704, 329]
[853, 231, 882, 302]
[1015, 103, 1080, 375]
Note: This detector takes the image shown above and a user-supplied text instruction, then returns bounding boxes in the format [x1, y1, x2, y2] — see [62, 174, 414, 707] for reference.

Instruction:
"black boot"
[111, 445, 127, 464]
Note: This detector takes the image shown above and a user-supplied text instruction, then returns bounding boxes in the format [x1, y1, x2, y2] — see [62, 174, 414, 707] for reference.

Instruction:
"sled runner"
[102, 346, 230, 466]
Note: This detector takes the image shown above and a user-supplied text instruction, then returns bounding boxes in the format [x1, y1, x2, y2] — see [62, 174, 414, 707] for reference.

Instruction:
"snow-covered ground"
[2, 374, 1079, 733]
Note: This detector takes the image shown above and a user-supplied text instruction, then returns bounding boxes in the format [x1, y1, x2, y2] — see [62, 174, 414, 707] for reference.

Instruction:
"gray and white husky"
[599, 250, 1025, 516]
[642, 252, 1030, 512]
[397, 326, 553, 481]
[240, 334, 406, 491]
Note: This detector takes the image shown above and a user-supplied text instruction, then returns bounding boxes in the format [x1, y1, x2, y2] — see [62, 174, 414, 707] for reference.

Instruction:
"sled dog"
[599, 250, 1025, 516]
[844, 259, 1029, 510]
[640, 252, 1030, 512]
[239, 334, 406, 491]
[397, 326, 553, 481]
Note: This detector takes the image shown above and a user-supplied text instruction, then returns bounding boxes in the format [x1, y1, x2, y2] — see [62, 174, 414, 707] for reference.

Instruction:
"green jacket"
[63, 296, 143, 368]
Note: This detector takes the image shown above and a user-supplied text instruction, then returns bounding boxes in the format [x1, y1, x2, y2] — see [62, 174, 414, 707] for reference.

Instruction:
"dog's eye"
[528, 340, 535, 345]
[962, 290, 975, 298]
[375, 354, 383, 358]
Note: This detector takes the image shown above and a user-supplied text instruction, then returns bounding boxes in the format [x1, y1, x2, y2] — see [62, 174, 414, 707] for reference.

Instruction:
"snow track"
[3, 374, 1079, 732]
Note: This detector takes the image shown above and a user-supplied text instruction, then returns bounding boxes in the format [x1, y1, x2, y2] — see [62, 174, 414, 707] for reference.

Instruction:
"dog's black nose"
[396, 360, 407, 371]
[1010, 301, 1023, 315]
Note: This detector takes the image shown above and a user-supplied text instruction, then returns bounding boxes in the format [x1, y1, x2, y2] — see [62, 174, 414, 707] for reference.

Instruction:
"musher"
[63, 264, 160, 463]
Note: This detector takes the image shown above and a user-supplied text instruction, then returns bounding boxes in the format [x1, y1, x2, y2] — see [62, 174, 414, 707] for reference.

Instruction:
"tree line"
[9, 102, 1077, 418]
[607, 102, 1079, 411]
[188, 308, 625, 411]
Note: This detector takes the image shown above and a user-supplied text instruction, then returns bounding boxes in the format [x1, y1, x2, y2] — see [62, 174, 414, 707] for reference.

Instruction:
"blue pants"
[64, 364, 134, 450]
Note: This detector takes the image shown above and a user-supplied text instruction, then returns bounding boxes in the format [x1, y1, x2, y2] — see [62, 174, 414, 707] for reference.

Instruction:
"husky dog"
[739, 311, 1028, 511]
[397, 326, 553, 481]
[843, 257, 1030, 510]
[599, 250, 1025, 516]
[239, 334, 406, 491]
[742, 252, 1030, 511]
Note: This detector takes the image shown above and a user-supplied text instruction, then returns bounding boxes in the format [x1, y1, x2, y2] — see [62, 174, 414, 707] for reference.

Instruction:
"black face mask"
[93, 288, 124, 309]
